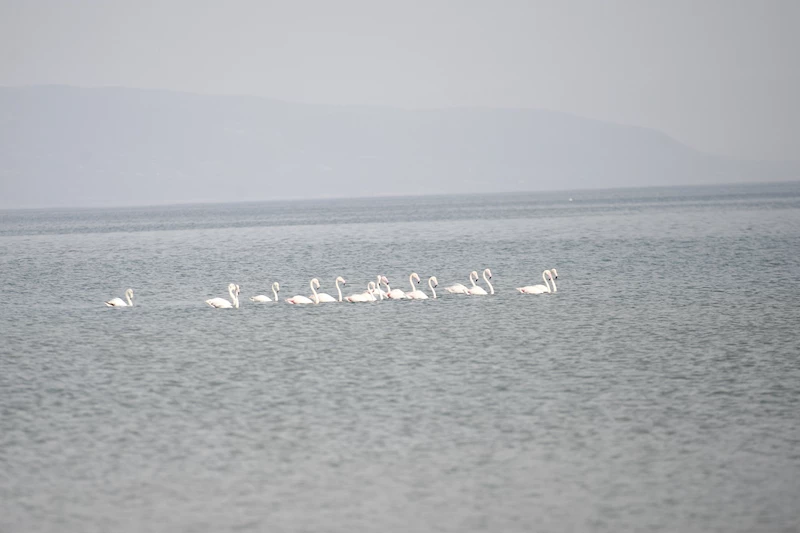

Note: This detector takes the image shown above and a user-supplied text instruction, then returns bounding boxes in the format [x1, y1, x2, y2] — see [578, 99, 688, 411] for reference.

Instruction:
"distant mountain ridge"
[0, 85, 796, 208]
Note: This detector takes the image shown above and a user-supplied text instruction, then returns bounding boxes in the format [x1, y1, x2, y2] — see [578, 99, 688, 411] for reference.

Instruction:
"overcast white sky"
[1, 0, 797, 159]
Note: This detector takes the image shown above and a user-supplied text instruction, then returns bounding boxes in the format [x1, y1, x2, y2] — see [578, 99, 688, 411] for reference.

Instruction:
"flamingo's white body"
[517, 270, 556, 294]
[206, 284, 240, 308]
[407, 275, 438, 300]
[384, 276, 409, 299]
[385, 288, 407, 299]
[312, 276, 346, 302]
[250, 282, 280, 302]
[445, 271, 479, 294]
[346, 282, 378, 302]
[105, 288, 134, 307]
[286, 279, 320, 304]
[467, 269, 494, 295]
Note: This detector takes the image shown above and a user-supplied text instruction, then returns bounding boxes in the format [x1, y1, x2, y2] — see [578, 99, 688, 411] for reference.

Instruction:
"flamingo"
[467, 268, 494, 295]
[313, 276, 346, 302]
[517, 270, 556, 294]
[444, 271, 479, 294]
[105, 288, 134, 307]
[250, 282, 280, 302]
[346, 282, 378, 302]
[286, 279, 321, 304]
[407, 275, 438, 299]
[373, 275, 389, 299]
[384, 275, 409, 300]
[206, 284, 240, 308]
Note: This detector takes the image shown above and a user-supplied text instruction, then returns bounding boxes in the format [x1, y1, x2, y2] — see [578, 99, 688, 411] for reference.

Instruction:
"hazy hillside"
[0, 85, 796, 208]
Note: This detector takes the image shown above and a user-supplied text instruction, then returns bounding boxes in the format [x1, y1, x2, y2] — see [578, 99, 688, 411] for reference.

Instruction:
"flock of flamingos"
[104, 268, 558, 308]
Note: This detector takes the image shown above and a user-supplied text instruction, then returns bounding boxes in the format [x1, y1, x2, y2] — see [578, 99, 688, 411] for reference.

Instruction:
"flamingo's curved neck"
[470, 274, 477, 287]
[542, 271, 552, 293]
[272, 284, 278, 302]
[548, 272, 557, 293]
[310, 280, 319, 304]
[429, 278, 437, 299]
[484, 271, 494, 295]
[126, 292, 133, 306]
[409, 274, 416, 293]
[228, 286, 238, 307]
[335, 278, 342, 302]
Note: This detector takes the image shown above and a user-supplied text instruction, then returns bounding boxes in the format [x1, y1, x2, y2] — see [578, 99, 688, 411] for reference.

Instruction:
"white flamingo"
[312, 276, 346, 302]
[407, 275, 438, 299]
[373, 281, 385, 301]
[373, 275, 389, 299]
[517, 270, 556, 294]
[346, 282, 378, 303]
[105, 288, 134, 307]
[250, 282, 280, 302]
[286, 279, 321, 304]
[467, 269, 494, 295]
[384, 275, 410, 300]
[404, 273, 423, 299]
[367, 280, 384, 300]
[206, 283, 240, 308]
[445, 271, 479, 294]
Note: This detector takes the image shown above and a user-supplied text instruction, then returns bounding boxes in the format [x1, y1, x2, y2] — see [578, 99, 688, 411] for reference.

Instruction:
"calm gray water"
[1, 183, 799, 533]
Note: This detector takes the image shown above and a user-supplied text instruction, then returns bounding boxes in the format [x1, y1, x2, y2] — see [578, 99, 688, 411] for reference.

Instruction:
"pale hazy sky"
[1, 0, 797, 159]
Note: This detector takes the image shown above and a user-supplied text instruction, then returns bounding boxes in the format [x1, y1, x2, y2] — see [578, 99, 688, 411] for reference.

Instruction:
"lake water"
[1, 183, 799, 532]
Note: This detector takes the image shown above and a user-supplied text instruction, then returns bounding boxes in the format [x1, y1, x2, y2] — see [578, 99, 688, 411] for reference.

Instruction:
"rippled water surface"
[1, 183, 799, 532]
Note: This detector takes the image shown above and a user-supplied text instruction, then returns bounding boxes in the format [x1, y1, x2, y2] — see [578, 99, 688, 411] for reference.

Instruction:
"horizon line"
[2, 179, 798, 213]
